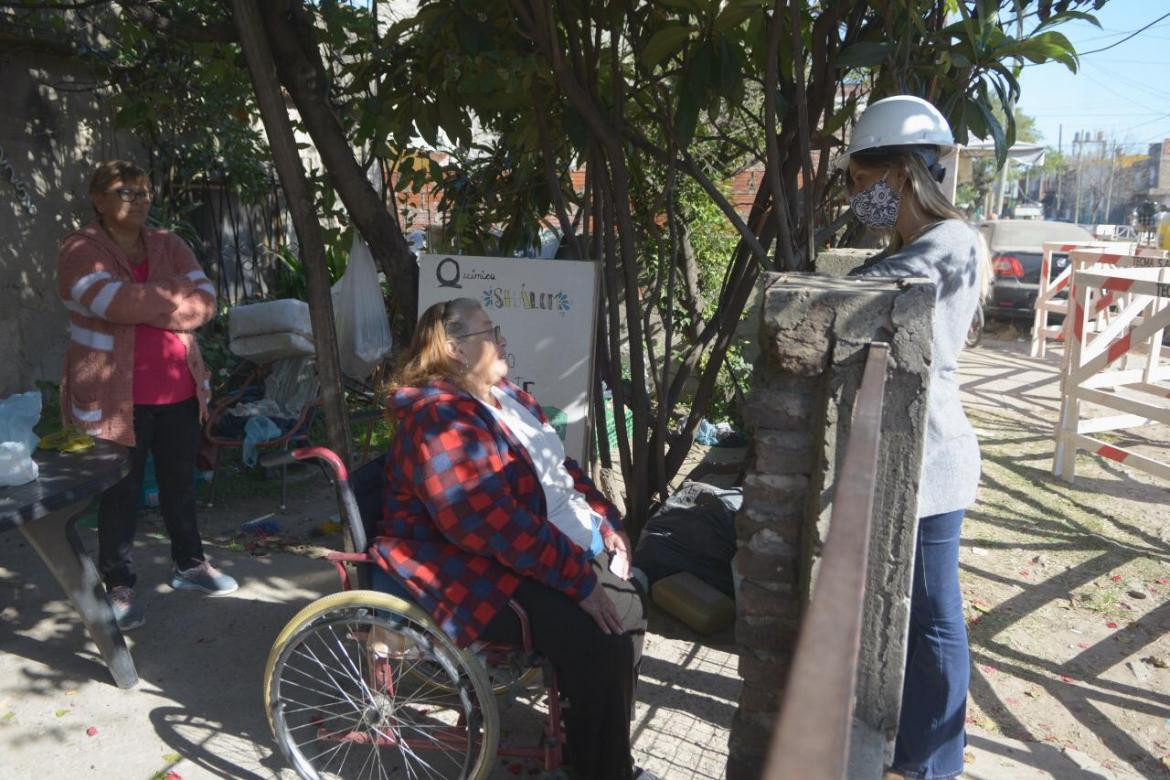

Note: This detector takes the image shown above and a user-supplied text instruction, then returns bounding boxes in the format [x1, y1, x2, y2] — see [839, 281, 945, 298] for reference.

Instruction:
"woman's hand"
[604, 530, 632, 580]
[578, 585, 625, 635]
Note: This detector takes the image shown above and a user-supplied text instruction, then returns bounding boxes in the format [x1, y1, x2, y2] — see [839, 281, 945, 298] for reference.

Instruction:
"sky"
[1015, 0, 1170, 154]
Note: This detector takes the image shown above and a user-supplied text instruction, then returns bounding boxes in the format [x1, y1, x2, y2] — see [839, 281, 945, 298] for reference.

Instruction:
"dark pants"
[479, 552, 646, 780]
[892, 509, 970, 779]
[98, 398, 204, 588]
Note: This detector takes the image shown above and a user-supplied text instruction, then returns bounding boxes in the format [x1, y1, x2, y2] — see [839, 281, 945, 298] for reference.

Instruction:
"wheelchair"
[260, 447, 565, 779]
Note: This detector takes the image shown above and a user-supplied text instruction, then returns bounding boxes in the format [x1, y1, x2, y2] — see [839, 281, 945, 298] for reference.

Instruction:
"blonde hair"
[850, 150, 992, 301]
[387, 298, 482, 390]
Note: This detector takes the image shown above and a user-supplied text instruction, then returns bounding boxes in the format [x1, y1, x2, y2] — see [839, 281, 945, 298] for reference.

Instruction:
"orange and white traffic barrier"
[1053, 258, 1170, 483]
[1029, 241, 1162, 358]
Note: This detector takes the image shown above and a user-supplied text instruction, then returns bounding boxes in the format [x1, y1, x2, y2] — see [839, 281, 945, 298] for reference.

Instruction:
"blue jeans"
[892, 509, 969, 779]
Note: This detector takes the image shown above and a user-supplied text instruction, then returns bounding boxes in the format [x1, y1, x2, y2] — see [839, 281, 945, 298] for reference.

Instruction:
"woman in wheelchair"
[371, 297, 651, 780]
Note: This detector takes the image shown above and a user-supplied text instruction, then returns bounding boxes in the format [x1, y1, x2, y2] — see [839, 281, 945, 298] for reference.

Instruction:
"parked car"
[978, 219, 1095, 319]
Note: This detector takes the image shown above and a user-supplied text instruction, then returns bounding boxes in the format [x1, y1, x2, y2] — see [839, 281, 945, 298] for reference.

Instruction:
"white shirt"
[479, 387, 603, 556]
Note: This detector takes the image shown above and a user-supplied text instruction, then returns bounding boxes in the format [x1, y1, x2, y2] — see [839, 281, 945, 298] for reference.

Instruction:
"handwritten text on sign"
[418, 254, 600, 463]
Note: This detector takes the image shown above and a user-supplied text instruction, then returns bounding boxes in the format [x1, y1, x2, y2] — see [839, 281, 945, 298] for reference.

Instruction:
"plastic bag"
[333, 233, 392, 379]
[243, 415, 282, 467]
[632, 480, 742, 596]
[0, 391, 42, 487]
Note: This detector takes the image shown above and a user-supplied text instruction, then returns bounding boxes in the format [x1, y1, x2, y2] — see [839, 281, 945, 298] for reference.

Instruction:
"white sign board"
[417, 254, 600, 463]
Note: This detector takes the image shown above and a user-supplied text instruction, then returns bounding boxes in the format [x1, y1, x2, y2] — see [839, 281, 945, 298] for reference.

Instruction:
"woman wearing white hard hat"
[841, 95, 986, 780]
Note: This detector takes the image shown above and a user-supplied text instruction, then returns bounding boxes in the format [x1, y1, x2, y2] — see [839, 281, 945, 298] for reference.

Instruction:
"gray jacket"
[853, 219, 982, 517]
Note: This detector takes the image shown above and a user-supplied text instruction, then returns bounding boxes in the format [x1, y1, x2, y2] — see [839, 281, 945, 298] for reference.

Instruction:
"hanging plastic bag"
[242, 415, 282, 467]
[0, 390, 42, 487]
[333, 232, 392, 379]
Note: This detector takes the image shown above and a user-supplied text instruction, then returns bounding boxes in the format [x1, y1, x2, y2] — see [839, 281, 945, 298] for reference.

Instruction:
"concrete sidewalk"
[0, 521, 739, 779]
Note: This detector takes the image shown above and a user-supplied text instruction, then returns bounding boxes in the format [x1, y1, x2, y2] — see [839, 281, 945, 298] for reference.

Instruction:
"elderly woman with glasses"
[56, 160, 237, 633]
[372, 297, 654, 780]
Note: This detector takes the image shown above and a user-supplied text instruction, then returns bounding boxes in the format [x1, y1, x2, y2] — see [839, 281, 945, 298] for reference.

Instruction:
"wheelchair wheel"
[264, 590, 499, 780]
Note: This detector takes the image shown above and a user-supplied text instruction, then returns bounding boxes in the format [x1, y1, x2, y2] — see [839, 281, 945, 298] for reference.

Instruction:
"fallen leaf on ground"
[1106, 621, 1119, 629]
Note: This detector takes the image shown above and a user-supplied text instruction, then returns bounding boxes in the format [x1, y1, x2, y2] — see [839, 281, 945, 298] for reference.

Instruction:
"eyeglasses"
[455, 325, 502, 343]
[108, 187, 154, 204]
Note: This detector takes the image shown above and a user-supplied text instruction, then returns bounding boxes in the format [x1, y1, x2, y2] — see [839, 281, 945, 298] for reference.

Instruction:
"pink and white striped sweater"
[56, 223, 216, 446]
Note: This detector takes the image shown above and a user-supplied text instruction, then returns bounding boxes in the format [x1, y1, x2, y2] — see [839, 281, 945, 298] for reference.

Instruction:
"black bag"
[633, 481, 741, 597]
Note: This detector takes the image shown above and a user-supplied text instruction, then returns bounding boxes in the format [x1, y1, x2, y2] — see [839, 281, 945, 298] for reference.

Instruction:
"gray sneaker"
[109, 585, 145, 631]
[170, 559, 239, 595]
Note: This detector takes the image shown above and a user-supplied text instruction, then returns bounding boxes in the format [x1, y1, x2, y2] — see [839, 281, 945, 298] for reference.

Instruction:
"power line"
[1029, 112, 1167, 117]
[1079, 19, 1170, 44]
[1079, 11, 1170, 56]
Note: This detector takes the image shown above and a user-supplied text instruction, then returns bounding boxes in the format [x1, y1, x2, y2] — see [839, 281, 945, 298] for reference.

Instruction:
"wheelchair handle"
[259, 447, 366, 553]
[259, 447, 349, 480]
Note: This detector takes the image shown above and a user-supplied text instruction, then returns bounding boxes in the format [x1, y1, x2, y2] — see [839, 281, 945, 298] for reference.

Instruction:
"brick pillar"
[727, 274, 934, 779]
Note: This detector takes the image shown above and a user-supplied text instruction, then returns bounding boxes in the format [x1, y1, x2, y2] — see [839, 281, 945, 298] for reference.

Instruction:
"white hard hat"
[834, 95, 954, 170]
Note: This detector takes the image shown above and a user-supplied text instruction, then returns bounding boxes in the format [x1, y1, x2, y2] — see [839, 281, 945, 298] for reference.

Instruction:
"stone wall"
[727, 273, 934, 779]
[0, 49, 143, 398]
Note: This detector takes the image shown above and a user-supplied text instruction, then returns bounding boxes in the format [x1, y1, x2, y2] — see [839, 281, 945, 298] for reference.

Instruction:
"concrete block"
[734, 614, 800, 650]
[744, 378, 817, 430]
[816, 247, 873, 277]
[737, 645, 792, 683]
[737, 578, 801, 620]
[735, 505, 802, 543]
[754, 429, 816, 474]
[732, 546, 797, 581]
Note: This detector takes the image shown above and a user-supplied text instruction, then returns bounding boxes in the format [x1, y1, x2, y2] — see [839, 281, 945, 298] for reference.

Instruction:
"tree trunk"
[260, 0, 418, 335]
[230, 0, 353, 466]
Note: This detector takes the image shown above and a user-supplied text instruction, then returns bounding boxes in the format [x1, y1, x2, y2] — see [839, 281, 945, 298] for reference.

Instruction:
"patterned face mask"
[850, 175, 901, 230]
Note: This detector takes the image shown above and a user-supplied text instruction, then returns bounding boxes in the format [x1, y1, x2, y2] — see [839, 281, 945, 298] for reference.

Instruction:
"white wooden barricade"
[1031, 241, 1137, 358]
[1053, 256, 1170, 483]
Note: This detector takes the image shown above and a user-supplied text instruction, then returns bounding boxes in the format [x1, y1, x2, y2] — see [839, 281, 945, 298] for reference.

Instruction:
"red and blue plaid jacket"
[371, 379, 623, 647]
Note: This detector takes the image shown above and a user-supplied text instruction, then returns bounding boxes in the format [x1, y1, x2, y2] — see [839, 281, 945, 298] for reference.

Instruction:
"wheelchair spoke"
[269, 603, 494, 780]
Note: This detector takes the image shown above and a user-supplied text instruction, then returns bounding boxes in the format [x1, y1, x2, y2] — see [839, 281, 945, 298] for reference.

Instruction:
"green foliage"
[195, 307, 240, 396]
[101, 5, 273, 201]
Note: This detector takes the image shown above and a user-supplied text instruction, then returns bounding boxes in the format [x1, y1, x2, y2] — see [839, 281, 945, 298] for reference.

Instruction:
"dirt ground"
[958, 322, 1170, 778]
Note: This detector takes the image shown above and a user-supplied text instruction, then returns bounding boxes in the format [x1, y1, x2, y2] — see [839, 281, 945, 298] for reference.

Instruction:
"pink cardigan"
[56, 223, 216, 446]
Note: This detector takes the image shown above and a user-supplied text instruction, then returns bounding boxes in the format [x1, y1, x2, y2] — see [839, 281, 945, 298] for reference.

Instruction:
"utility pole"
[1074, 130, 1084, 224]
[1055, 124, 1064, 217]
[1103, 142, 1117, 223]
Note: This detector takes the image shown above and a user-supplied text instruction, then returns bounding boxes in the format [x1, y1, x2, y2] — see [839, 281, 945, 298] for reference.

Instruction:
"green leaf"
[835, 41, 893, 69]
[642, 23, 697, 69]
[714, 0, 767, 34]
[820, 103, 852, 138]
[715, 37, 743, 97]
[658, 0, 702, 13]
[973, 99, 1008, 168]
[1034, 10, 1101, 33]
[673, 87, 700, 147]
